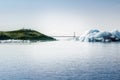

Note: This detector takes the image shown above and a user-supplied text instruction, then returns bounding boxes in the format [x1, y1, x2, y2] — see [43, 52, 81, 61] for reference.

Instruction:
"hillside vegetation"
[0, 29, 55, 41]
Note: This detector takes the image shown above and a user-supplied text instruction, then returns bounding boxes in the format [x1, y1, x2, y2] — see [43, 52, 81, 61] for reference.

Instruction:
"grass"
[0, 29, 55, 41]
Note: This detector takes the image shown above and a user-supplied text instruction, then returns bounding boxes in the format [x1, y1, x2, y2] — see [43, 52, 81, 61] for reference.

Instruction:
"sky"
[0, 0, 120, 36]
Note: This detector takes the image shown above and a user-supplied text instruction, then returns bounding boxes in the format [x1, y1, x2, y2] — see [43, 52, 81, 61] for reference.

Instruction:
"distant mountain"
[0, 29, 55, 41]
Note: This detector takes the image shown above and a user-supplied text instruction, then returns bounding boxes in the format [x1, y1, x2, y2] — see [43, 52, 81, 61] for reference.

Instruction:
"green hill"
[0, 29, 55, 41]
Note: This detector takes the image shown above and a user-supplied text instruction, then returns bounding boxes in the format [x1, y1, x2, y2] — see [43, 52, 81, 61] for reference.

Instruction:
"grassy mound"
[0, 29, 55, 41]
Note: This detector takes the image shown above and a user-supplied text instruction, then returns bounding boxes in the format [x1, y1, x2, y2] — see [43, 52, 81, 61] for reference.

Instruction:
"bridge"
[52, 32, 79, 37]
[52, 36, 76, 37]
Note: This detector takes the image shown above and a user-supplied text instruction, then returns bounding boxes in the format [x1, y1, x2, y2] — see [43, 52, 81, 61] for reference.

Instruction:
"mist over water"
[0, 41, 120, 80]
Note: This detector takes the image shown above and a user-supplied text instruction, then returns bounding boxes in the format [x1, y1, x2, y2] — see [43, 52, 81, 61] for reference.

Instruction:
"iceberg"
[111, 30, 120, 41]
[79, 29, 100, 42]
[79, 29, 120, 42]
[94, 31, 112, 42]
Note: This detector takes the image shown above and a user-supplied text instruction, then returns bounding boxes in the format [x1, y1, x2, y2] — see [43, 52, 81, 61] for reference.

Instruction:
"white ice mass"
[79, 29, 120, 42]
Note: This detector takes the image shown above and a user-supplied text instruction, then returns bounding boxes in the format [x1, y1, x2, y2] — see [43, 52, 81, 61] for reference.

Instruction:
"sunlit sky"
[0, 0, 120, 36]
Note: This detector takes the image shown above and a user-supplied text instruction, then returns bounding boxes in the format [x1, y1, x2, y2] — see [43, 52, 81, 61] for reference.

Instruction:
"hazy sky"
[0, 0, 120, 35]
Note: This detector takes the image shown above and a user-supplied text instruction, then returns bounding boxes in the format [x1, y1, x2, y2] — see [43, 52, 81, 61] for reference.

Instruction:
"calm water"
[0, 41, 120, 80]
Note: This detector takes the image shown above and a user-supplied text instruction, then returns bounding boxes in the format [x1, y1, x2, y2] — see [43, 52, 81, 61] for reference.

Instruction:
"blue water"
[0, 41, 120, 80]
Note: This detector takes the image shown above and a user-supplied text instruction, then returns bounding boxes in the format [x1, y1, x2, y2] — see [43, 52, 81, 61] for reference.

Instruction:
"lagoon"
[0, 41, 120, 80]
